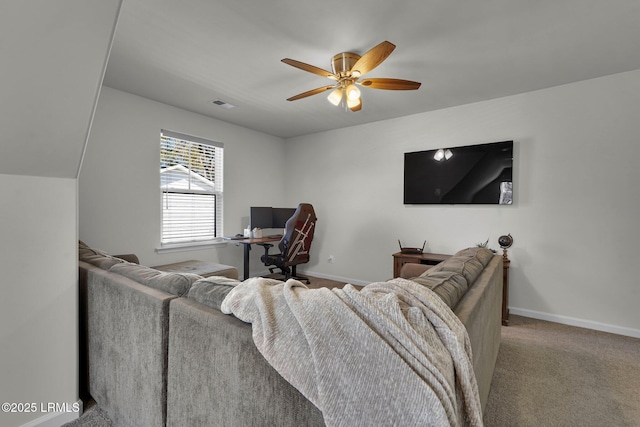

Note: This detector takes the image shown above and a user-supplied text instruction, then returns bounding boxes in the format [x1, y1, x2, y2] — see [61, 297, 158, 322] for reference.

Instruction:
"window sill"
[155, 239, 227, 254]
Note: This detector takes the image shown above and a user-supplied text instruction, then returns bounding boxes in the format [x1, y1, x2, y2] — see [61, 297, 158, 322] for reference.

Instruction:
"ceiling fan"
[282, 41, 421, 112]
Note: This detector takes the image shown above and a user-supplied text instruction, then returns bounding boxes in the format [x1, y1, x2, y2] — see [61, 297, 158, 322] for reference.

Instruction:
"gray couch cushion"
[454, 247, 494, 266]
[410, 247, 495, 308]
[410, 271, 469, 309]
[78, 240, 125, 270]
[87, 267, 173, 427]
[109, 263, 200, 296]
[167, 298, 325, 426]
[427, 247, 494, 285]
[456, 248, 495, 267]
[153, 260, 238, 280]
[187, 276, 241, 310]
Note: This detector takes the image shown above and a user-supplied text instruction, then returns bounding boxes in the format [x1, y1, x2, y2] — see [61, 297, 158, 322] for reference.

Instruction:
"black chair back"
[279, 203, 316, 266]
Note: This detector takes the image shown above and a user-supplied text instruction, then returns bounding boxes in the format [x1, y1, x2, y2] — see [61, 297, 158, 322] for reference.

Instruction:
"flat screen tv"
[404, 141, 513, 205]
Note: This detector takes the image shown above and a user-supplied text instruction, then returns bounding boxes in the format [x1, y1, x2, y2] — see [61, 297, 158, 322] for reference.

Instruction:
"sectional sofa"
[78, 241, 503, 426]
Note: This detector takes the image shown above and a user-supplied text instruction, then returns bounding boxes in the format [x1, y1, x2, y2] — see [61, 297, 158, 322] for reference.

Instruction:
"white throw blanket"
[221, 277, 483, 427]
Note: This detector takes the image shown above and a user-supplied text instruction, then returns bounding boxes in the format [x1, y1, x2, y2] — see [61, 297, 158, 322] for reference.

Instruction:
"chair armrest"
[256, 243, 274, 259]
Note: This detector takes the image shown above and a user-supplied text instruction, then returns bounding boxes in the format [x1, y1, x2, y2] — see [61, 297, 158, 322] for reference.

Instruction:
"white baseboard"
[290, 270, 370, 287]
[509, 307, 640, 339]
[19, 400, 82, 427]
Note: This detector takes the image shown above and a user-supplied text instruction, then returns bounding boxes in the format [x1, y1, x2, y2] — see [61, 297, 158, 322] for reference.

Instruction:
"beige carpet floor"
[484, 315, 640, 426]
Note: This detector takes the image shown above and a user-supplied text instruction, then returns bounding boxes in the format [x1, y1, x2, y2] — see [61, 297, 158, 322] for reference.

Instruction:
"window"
[160, 130, 223, 246]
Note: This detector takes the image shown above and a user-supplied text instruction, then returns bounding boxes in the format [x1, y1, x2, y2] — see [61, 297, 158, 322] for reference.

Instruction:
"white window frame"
[158, 129, 224, 251]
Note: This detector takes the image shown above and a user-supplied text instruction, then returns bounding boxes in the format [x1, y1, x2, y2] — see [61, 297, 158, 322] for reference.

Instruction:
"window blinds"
[160, 130, 223, 244]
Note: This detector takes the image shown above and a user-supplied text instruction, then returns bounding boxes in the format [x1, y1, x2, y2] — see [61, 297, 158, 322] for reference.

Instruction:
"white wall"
[0, 175, 78, 427]
[0, 0, 121, 179]
[284, 70, 640, 337]
[79, 87, 287, 272]
[0, 2, 121, 425]
[81, 73, 640, 337]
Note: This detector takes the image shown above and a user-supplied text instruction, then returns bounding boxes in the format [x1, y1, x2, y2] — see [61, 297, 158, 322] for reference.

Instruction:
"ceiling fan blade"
[350, 41, 396, 77]
[287, 85, 336, 101]
[282, 58, 338, 80]
[360, 78, 421, 90]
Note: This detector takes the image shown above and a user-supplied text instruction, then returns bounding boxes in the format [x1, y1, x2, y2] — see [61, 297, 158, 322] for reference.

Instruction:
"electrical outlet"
[328, 255, 334, 263]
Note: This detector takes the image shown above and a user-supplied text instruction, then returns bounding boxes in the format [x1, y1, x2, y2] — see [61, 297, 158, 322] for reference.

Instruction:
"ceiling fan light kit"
[327, 89, 343, 106]
[282, 41, 421, 112]
[346, 96, 361, 111]
[346, 84, 360, 100]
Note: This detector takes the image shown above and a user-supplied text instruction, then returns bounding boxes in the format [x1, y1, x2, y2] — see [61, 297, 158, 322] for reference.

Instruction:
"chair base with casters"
[258, 243, 311, 284]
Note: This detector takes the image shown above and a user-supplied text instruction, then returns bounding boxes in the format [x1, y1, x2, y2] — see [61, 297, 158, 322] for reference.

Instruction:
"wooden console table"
[501, 256, 510, 326]
[392, 251, 451, 277]
[392, 251, 511, 326]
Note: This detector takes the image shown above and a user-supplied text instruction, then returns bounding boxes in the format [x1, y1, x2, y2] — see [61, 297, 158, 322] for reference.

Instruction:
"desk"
[226, 236, 281, 279]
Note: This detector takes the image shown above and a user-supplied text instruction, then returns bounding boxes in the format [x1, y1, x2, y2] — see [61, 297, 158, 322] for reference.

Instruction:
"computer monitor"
[249, 206, 296, 229]
[272, 207, 296, 229]
[249, 207, 274, 229]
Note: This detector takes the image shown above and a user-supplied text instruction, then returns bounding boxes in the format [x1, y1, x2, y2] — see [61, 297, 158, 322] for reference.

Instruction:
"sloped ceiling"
[3, 1, 639, 179]
[0, 0, 122, 178]
[103, 0, 640, 139]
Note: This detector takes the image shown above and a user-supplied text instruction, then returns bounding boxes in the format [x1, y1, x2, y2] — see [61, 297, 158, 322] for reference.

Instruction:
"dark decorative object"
[498, 234, 513, 260]
[398, 240, 426, 254]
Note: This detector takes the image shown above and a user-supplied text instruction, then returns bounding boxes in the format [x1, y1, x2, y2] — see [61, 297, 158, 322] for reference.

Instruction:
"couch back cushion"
[427, 247, 494, 285]
[78, 240, 125, 270]
[410, 247, 495, 309]
[109, 263, 200, 296]
[409, 271, 469, 309]
[187, 276, 241, 310]
[454, 247, 494, 266]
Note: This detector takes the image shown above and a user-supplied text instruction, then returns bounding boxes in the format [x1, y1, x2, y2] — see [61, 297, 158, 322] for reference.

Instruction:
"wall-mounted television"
[404, 140, 513, 205]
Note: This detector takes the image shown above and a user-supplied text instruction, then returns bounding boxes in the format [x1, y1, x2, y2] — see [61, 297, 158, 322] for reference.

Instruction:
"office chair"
[258, 203, 316, 284]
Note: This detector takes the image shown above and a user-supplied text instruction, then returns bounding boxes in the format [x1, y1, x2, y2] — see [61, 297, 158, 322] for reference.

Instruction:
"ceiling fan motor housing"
[331, 52, 361, 76]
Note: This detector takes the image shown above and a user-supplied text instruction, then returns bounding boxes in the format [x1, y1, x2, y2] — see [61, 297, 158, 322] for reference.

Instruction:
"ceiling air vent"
[210, 99, 236, 110]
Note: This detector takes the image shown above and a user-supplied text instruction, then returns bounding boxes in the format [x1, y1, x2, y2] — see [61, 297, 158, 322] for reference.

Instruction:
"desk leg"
[243, 243, 251, 280]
